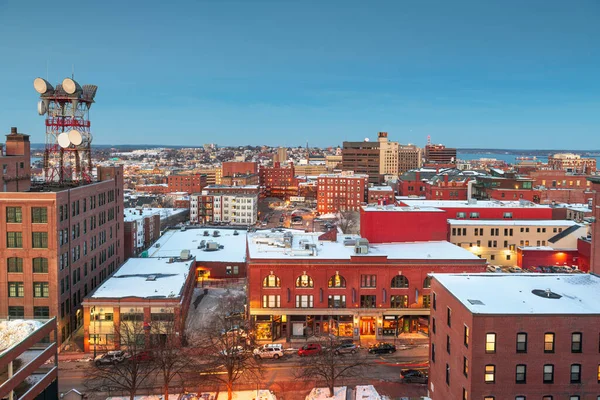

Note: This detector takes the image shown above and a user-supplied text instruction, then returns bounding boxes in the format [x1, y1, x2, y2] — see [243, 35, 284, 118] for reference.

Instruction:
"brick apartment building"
[429, 273, 600, 400]
[367, 186, 395, 205]
[167, 173, 207, 194]
[259, 162, 297, 199]
[472, 175, 541, 203]
[0, 165, 125, 345]
[1, 127, 31, 192]
[246, 229, 486, 342]
[587, 177, 600, 275]
[548, 153, 597, 174]
[317, 172, 368, 214]
[222, 161, 258, 177]
[190, 185, 259, 225]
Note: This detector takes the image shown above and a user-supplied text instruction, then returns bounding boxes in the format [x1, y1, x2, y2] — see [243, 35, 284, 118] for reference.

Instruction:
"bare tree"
[338, 210, 359, 234]
[86, 321, 157, 400]
[295, 336, 367, 397]
[150, 319, 190, 400]
[194, 294, 263, 400]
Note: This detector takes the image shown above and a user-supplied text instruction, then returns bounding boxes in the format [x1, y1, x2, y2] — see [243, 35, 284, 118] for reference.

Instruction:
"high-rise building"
[0, 165, 125, 345]
[317, 172, 368, 213]
[398, 144, 423, 174]
[425, 143, 457, 164]
[377, 132, 399, 176]
[342, 140, 381, 185]
[274, 147, 287, 164]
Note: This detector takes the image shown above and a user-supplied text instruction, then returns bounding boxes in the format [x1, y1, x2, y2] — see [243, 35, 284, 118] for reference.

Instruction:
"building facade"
[0, 166, 125, 345]
[429, 273, 600, 400]
[425, 144, 457, 164]
[342, 140, 381, 185]
[167, 173, 207, 194]
[247, 230, 487, 342]
[259, 162, 297, 199]
[190, 185, 259, 226]
[317, 172, 368, 214]
[0, 127, 31, 193]
[398, 144, 423, 175]
[548, 153, 597, 174]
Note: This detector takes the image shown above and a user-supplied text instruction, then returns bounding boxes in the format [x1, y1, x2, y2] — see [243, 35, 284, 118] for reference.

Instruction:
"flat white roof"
[362, 205, 444, 213]
[90, 258, 193, 299]
[124, 208, 187, 223]
[368, 186, 393, 191]
[401, 199, 551, 209]
[433, 273, 600, 314]
[148, 228, 247, 263]
[448, 219, 581, 227]
[247, 230, 481, 261]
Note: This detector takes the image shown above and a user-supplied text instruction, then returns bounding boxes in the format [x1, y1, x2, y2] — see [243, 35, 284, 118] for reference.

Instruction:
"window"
[33, 282, 49, 298]
[328, 295, 346, 308]
[431, 343, 435, 362]
[569, 397, 579, 400]
[296, 295, 313, 308]
[31, 207, 48, 223]
[262, 295, 280, 308]
[570, 364, 581, 383]
[571, 332, 582, 353]
[484, 398, 495, 400]
[360, 295, 376, 308]
[515, 397, 525, 400]
[8, 282, 24, 297]
[423, 294, 431, 308]
[390, 295, 408, 308]
[361, 274, 377, 288]
[463, 356, 468, 376]
[390, 275, 409, 288]
[447, 335, 451, 354]
[328, 274, 346, 288]
[485, 365, 495, 383]
[543, 364, 554, 383]
[446, 364, 450, 385]
[486, 333, 496, 353]
[7, 257, 23, 273]
[544, 333, 555, 353]
[432, 317, 436, 334]
[457, 212, 466, 218]
[542, 397, 553, 400]
[470, 212, 480, 219]
[432, 292, 436, 310]
[262, 274, 280, 287]
[516, 332, 527, 353]
[503, 212, 513, 219]
[6, 207, 22, 223]
[8, 306, 24, 318]
[598, 364, 600, 383]
[151, 313, 175, 321]
[516, 364, 526, 383]
[33, 306, 50, 319]
[295, 274, 313, 288]
[462, 388, 468, 400]
[7, 232, 22, 248]
[423, 276, 431, 288]
[121, 313, 144, 322]
[447, 307, 451, 327]
[464, 325, 469, 347]
[32, 232, 48, 248]
[33, 258, 48, 273]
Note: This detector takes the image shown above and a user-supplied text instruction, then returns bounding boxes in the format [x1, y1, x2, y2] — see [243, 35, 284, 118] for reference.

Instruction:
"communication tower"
[33, 77, 97, 184]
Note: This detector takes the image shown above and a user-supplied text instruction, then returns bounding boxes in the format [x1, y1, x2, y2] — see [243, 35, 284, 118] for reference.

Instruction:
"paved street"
[58, 345, 428, 399]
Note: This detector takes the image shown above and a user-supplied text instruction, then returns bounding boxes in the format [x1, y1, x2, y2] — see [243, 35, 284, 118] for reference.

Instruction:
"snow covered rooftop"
[432, 273, 600, 314]
[89, 258, 193, 299]
[448, 219, 581, 227]
[247, 230, 481, 261]
[124, 207, 187, 223]
[368, 186, 393, 192]
[354, 385, 382, 400]
[362, 205, 444, 213]
[306, 387, 347, 400]
[148, 228, 247, 263]
[400, 199, 551, 209]
[0, 320, 43, 353]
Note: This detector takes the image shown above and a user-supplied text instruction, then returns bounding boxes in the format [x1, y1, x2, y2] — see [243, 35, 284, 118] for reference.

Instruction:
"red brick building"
[548, 153, 597, 174]
[135, 184, 169, 194]
[587, 176, 600, 274]
[167, 173, 207, 194]
[0, 166, 125, 345]
[429, 273, 600, 400]
[247, 230, 486, 342]
[367, 186, 395, 204]
[0, 127, 31, 193]
[424, 144, 457, 164]
[222, 161, 258, 177]
[317, 172, 368, 213]
[424, 175, 471, 201]
[472, 175, 541, 203]
[259, 162, 297, 199]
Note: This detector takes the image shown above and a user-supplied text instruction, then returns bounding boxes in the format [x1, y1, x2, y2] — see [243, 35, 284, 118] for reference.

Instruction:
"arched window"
[423, 276, 431, 289]
[262, 274, 280, 288]
[296, 274, 314, 288]
[391, 275, 409, 288]
[328, 274, 346, 288]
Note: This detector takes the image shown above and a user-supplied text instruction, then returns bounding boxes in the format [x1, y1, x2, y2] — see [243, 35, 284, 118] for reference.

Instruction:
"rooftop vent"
[467, 299, 485, 305]
[180, 249, 191, 260]
[532, 288, 562, 299]
[146, 275, 157, 281]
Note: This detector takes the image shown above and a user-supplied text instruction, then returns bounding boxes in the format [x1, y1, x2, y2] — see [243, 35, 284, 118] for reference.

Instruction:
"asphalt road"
[58, 346, 428, 399]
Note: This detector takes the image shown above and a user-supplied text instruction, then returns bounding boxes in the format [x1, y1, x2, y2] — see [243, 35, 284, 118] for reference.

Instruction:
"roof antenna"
[72, 64, 75, 79]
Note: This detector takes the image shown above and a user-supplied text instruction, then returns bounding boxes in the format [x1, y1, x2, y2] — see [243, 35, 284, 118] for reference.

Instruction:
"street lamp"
[90, 306, 97, 358]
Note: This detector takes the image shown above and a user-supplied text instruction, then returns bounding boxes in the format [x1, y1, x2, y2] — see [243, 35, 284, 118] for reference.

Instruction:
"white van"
[253, 344, 284, 359]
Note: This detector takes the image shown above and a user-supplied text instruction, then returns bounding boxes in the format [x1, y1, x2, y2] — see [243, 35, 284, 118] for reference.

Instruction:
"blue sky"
[0, 0, 598, 148]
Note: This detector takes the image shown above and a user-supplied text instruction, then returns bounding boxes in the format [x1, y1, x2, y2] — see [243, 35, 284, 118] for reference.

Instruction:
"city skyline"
[0, 0, 598, 148]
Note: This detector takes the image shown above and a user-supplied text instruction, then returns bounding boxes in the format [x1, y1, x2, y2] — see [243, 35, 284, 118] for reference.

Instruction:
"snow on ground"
[305, 387, 347, 400]
[0, 320, 43, 352]
[185, 287, 246, 334]
[354, 385, 381, 400]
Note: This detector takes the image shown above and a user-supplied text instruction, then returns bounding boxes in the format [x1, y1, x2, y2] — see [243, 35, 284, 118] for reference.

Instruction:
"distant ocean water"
[457, 152, 600, 165]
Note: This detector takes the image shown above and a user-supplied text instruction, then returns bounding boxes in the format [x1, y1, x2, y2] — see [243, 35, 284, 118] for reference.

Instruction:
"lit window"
[484, 365, 495, 383]
[486, 333, 496, 353]
[544, 333, 555, 353]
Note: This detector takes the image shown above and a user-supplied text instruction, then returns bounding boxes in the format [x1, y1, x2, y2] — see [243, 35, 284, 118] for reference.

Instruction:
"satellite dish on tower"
[37, 100, 47, 115]
[68, 129, 83, 146]
[62, 78, 82, 95]
[364, 138, 370, 142]
[33, 78, 54, 94]
[57, 132, 71, 148]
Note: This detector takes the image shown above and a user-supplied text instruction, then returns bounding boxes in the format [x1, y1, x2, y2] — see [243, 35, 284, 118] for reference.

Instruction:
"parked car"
[368, 342, 396, 354]
[486, 265, 502, 273]
[400, 369, 428, 384]
[221, 326, 248, 337]
[94, 350, 131, 367]
[131, 350, 154, 363]
[221, 346, 247, 358]
[253, 344, 284, 359]
[333, 343, 357, 355]
[508, 266, 524, 273]
[298, 343, 322, 356]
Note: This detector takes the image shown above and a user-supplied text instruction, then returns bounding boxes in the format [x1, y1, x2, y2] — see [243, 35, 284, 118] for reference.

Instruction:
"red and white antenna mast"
[34, 77, 97, 185]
